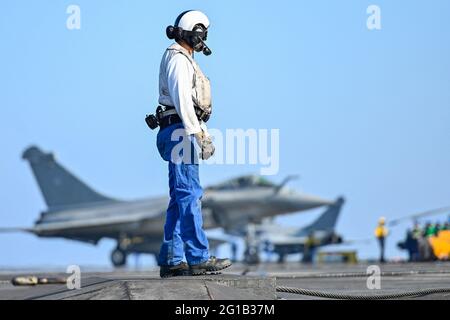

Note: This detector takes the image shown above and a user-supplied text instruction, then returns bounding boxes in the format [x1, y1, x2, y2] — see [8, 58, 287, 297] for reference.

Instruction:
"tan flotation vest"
[167, 45, 212, 121]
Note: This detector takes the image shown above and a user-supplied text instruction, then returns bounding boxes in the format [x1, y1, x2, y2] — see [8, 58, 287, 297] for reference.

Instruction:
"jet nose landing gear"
[111, 247, 127, 267]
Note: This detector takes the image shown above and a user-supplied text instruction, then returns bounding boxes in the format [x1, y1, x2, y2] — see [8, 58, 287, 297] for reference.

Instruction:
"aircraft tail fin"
[299, 197, 345, 235]
[22, 146, 117, 211]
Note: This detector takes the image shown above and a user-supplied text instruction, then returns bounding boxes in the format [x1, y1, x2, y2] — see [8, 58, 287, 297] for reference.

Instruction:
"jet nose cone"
[299, 194, 335, 208]
[283, 191, 335, 211]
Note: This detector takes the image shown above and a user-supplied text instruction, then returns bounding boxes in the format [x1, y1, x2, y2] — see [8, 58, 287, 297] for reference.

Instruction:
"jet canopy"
[207, 175, 275, 190]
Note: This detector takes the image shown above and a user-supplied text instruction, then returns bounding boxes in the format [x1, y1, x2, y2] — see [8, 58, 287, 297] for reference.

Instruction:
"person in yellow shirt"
[374, 217, 389, 263]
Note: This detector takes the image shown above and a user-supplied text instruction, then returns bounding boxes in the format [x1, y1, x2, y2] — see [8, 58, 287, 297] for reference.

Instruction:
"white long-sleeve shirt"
[158, 43, 209, 136]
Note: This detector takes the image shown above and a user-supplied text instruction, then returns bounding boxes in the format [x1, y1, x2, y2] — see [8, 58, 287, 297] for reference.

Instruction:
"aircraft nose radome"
[289, 193, 335, 209]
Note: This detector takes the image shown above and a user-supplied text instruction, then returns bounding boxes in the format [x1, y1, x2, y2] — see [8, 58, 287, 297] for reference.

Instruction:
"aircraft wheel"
[278, 253, 286, 264]
[111, 248, 127, 267]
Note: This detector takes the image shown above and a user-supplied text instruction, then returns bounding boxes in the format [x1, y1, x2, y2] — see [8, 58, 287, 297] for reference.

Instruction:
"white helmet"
[176, 10, 210, 31]
[166, 10, 212, 55]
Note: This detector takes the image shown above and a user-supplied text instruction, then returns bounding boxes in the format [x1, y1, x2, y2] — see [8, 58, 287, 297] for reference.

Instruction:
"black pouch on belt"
[145, 106, 163, 130]
[145, 114, 159, 130]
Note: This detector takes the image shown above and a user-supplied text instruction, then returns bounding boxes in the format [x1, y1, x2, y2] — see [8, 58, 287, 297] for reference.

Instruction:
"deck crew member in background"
[374, 217, 389, 263]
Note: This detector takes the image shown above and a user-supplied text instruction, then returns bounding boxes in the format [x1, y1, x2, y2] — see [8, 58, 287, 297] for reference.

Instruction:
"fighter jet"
[0, 146, 336, 266]
[257, 197, 345, 263]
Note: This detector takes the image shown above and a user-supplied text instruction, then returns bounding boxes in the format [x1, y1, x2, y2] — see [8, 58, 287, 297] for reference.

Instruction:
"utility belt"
[145, 104, 210, 131]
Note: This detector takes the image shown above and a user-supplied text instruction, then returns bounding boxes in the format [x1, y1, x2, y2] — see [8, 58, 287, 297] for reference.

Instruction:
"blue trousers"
[156, 123, 210, 266]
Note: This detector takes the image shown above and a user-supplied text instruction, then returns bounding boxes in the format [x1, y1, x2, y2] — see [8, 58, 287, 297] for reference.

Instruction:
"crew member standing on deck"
[374, 217, 389, 263]
[148, 10, 232, 278]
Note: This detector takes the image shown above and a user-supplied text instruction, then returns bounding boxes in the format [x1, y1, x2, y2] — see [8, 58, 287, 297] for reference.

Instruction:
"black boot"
[160, 262, 191, 278]
[189, 256, 232, 275]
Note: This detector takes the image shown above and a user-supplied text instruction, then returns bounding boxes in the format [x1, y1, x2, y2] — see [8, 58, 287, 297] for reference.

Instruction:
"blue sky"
[1, 0, 449, 267]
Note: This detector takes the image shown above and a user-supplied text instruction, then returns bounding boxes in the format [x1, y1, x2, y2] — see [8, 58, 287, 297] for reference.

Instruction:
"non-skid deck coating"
[0, 262, 449, 300]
